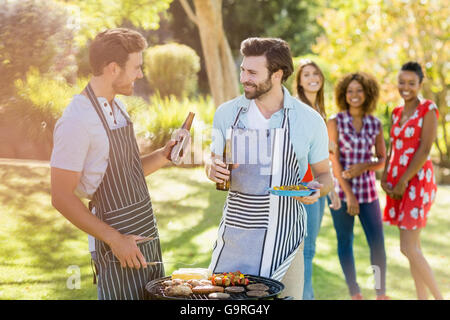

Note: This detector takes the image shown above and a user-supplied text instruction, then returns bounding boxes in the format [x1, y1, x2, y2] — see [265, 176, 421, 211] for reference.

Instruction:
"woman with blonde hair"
[293, 59, 341, 300]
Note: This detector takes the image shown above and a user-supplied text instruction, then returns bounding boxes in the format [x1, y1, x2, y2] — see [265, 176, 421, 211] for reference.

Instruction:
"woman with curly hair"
[327, 72, 389, 300]
[293, 59, 341, 300]
[381, 62, 442, 300]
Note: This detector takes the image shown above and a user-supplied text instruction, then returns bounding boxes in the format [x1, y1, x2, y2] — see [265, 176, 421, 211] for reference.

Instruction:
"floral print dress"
[383, 100, 439, 230]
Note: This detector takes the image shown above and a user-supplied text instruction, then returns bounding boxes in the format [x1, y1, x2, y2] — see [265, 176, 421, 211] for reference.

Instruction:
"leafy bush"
[1, 68, 88, 159]
[14, 68, 88, 119]
[143, 43, 200, 99]
[7, 64, 213, 162]
[126, 93, 215, 162]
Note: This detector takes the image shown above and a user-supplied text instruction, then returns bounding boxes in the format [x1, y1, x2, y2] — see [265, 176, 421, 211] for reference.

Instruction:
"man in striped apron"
[51, 28, 184, 299]
[206, 38, 333, 299]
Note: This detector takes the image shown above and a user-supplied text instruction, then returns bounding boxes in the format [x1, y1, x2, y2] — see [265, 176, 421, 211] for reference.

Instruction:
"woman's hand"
[380, 172, 394, 198]
[345, 192, 360, 216]
[342, 163, 368, 179]
[329, 140, 338, 155]
[391, 178, 408, 200]
[328, 189, 341, 210]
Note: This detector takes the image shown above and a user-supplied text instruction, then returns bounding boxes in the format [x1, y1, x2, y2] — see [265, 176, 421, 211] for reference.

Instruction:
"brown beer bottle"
[167, 112, 195, 164]
[216, 138, 232, 191]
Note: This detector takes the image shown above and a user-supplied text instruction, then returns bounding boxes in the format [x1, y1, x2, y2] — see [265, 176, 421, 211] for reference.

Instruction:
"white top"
[51, 94, 130, 252]
[247, 100, 271, 130]
[50, 94, 130, 199]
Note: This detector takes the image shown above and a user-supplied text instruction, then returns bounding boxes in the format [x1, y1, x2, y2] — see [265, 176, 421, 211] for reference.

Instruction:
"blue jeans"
[329, 199, 386, 296]
[302, 196, 326, 300]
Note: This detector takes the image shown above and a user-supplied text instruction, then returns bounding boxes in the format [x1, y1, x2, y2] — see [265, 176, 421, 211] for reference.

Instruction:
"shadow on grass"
[0, 165, 49, 205]
[2, 164, 448, 299]
[312, 264, 349, 300]
[0, 164, 97, 299]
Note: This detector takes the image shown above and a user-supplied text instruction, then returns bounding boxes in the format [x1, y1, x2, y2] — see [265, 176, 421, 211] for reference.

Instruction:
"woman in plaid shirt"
[327, 72, 389, 300]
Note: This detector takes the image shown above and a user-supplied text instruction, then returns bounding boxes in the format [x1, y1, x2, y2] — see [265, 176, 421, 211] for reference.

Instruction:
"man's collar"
[239, 85, 294, 111]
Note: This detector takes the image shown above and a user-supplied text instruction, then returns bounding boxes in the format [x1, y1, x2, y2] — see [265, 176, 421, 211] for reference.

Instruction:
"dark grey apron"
[86, 84, 164, 300]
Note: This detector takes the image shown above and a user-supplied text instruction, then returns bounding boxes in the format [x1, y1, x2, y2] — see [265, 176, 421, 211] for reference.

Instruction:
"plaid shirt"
[334, 111, 381, 203]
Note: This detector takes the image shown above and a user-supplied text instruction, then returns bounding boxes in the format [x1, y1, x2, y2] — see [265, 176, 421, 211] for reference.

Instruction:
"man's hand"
[108, 234, 149, 269]
[293, 181, 323, 205]
[163, 128, 191, 160]
[161, 139, 177, 160]
[141, 129, 192, 175]
[206, 154, 239, 184]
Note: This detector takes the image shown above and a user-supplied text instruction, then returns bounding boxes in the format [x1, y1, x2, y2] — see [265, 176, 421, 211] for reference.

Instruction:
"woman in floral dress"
[381, 61, 443, 300]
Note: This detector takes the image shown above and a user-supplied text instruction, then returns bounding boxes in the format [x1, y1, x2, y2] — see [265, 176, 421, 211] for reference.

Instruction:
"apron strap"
[85, 83, 113, 137]
[281, 108, 289, 130]
[85, 83, 131, 131]
[114, 100, 132, 125]
[232, 106, 245, 128]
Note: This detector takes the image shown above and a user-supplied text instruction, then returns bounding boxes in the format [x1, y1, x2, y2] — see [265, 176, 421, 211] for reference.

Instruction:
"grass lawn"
[0, 161, 449, 300]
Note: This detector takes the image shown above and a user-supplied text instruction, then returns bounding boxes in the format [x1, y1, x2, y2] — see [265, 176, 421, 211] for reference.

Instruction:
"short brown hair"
[240, 37, 293, 82]
[89, 28, 148, 76]
[335, 72, 380, 114]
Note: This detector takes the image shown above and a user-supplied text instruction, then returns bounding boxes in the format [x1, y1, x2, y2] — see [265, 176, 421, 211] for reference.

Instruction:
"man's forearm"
[315, 171, 333, 197]
[52, 191, 120, 246]
[141, 148, 170, 176]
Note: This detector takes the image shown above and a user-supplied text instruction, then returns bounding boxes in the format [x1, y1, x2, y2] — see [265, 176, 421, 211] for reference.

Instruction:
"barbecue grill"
[145, 274, 290, 300]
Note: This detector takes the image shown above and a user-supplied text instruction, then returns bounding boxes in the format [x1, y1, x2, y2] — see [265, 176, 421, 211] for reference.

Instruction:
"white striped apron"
[86, 84, 164, 300]
[209, 107, 306, 281]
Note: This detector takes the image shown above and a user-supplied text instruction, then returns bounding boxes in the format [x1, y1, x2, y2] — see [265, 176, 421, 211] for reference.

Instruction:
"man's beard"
[243, 75, 273, 100]
[112, 73, 134, 96]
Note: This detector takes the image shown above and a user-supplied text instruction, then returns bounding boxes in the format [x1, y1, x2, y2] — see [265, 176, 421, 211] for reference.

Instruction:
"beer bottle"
[168, 112, 195, 164]
[216, 138, 232, 191]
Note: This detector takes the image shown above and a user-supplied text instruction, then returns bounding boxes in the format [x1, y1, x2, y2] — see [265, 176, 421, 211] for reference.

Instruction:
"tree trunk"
[180, 0, 239, 106]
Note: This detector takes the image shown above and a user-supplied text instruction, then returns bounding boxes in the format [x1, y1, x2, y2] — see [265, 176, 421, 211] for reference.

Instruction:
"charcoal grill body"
[145, 275, 286, 300]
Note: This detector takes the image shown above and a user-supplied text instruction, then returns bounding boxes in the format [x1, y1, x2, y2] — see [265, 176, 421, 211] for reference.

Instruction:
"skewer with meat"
[211, 271, 250, 286]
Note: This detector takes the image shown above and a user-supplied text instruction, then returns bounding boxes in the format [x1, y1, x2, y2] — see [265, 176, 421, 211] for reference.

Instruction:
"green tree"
[222, 0, 324, 57]
[314, 0, 449, 164]
[179, 0, 240, 106]
[167, 0, 324, 96]
[0, 0, 77, 101]
[56, 0, 173, 46]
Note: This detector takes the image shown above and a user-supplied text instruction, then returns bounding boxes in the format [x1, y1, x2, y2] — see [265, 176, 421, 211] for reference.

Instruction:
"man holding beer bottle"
[205, 37, 333, 300]
[50, 28, 188, 300]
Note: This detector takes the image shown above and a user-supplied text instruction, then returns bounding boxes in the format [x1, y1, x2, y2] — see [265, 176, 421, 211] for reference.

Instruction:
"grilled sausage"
[192, 285, 224, 294]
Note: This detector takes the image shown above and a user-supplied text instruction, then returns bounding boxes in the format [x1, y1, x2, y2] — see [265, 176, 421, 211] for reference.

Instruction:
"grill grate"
[145, 275, 285, 300]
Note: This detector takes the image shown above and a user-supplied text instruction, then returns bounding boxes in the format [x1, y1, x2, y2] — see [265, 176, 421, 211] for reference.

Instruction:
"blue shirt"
[211, 86, 329, 181]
